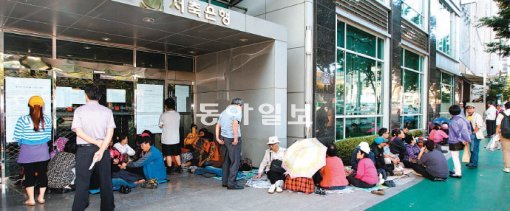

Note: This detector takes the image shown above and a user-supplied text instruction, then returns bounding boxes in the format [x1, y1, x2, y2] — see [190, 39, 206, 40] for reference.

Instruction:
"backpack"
[501, 112, 510, 139]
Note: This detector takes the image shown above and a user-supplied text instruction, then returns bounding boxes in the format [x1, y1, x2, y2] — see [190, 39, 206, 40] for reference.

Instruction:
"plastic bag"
[486, 134, 501, 151]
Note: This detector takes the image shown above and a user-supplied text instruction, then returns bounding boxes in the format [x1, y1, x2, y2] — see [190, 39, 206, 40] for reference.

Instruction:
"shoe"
[268, 184, 276, 194]
[449, 174, 462, 178]
[371, 189, 385, 196]
[503, 168, 510, 173]
[467, 164, 478, 169]
[227, 185, 244, 190]
[175, 166, 183, 173]
[275, 180, 283, 193]
[449, 171, 455, 175]
[222, 184, 228, 188]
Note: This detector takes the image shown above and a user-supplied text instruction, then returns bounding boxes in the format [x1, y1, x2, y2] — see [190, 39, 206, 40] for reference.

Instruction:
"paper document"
[89, 156, 100, 170]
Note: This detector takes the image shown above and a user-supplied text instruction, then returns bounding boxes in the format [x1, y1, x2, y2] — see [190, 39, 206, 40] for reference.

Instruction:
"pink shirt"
[320, 156, 348, 188]
[355, 158, 378, 185]
[72, 101, 116, 145]
[429, 130, 448, 143]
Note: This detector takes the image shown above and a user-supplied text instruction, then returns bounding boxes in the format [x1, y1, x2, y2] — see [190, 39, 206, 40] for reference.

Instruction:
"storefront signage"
[5, 77, 52, 143]
[170, 0, 230, 25]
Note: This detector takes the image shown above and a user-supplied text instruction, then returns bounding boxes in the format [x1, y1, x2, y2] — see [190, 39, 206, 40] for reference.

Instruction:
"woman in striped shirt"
[13, 96, 52, 206]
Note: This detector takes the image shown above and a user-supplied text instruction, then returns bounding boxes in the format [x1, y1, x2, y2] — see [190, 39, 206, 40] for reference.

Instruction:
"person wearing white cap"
[347, 142, 379, 188]
[254, 136, 287, 194]
[465, 104, 485, 168]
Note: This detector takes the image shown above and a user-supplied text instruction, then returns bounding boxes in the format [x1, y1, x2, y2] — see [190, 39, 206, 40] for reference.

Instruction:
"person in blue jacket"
[126, 136, 167, 184]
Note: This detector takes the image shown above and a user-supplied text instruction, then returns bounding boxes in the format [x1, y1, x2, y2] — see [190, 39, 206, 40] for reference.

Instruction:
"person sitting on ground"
[319, 144, 348, 190]
[402, 127, 414, 144]
[47, 138, 76, 192]
[254, 136, 287, 194]
[184, 124, 199, 147]
[125, 136, 167, 184]
[429, 124, 449, 144]
[371, 136, 395, 178]
[412, 141, 449, 181]
[347, 142, 378, 188]
[113, 132, 135, 162]
[389, 128, 407, 161]
[403, 137, 420, 168]
[134, 130, 154, 160]
[351, 128, 386, 170]
[110, 140, 144, 185]
[198, 132, 222, 168]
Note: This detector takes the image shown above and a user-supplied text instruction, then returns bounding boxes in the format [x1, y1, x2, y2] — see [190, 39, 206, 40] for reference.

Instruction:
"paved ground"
[1, 168, 421, 211]
[369, 138, 510, 210]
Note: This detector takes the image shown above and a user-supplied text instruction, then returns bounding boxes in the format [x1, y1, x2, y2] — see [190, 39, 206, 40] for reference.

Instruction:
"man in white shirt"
[486, 102, 497, 137]
[159, 97, 181, 173]
[465, 105, 485, 168]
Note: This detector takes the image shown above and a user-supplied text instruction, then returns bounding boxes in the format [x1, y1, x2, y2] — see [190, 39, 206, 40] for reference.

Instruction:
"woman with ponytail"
[13, 96, 52, 206]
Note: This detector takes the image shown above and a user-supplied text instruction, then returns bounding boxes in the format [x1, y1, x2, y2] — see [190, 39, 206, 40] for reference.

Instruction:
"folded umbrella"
[282, 138, 327, 178]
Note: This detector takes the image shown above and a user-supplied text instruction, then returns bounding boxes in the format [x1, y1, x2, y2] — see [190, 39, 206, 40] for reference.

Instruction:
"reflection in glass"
[402, 0, 424, 27]
[337, 21, 345, 48]
[403, 70, 421, 114]
[431, 0, 452, 56]
[346, 25, 376, 58]
[336, 118, 344, 140]
[345, 117, 377, 138]
[336, 51, 345, 115]
[440, 84, 452, 116]
[345, 53, 379, 115]
[401, 115, 420, 130]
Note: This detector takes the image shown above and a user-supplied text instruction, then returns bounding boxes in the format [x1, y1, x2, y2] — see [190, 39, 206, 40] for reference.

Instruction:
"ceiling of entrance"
[0, 0, 271, 56]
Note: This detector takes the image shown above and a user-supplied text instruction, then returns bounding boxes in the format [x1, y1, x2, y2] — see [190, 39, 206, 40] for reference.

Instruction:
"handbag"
[269, 152, 285, 174]
[462, 143, 470, 163]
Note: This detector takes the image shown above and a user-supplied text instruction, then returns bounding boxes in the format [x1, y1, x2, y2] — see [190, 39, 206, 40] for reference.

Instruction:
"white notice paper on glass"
[175, 85, 189, 112]
[136, 84, 163, 113]
[5, 77, 51, 143]
[71, 89, 86, 105]
[56, 86, 73, 108]
[107, 89, 126, 103]
[136, 114, 162, 134]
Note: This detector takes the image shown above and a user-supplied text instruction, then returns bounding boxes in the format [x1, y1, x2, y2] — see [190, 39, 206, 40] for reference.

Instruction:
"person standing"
[159, 97, 182, 173]
[72, 85, 116, 211]
[448, 105, 472, 178]
[13, 96, 52, 206]
[216, 98, 244, 190]
[465, 104, 485, 168]
[486, 102, 497, 137]
[496, 102, 510, 173]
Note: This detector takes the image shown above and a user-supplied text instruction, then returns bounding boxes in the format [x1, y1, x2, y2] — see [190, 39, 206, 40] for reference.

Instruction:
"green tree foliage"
[478, 0, 510, 57]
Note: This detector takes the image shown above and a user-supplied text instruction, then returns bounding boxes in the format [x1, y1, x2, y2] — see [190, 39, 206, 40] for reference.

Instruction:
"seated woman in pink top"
[429, 124, 449, 144]
[319, 144, 348, 190]
[347, 142, 378, 188]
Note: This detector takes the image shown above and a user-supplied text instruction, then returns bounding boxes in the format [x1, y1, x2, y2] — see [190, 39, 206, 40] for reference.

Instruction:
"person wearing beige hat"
[13, 96, 52, 206]
[254, 136, 287, 193]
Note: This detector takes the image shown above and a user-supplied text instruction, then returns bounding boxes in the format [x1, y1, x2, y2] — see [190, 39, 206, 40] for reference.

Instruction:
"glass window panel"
[440, 84, 452, 114]
[136, 51, 165, 69]
[345, 117, 376, 138]
[402, 70, 421, 114]
[57, 40, 133, 65]
[402, 0, 424, 27]
[167, 55, 193, 72]
[337, 21, 345, 48]
[336, 50, 345, 116]
[346, 25, 376, 58]
[376, 117, 382, 134]
[336, 118, 344, 140]
[432, 1, 452, 56]
[404, 50, 421, 71]
[402, 115, 421, 130]
[4, 33, 52, 58]
[345, 53, 378, 115]
[377, 38, 384, 60]
[441, 73, 453, 85]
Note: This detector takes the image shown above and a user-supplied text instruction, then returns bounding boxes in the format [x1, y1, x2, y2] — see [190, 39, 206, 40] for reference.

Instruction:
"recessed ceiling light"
[143, 17, 155, 23]
[84, 46, 92, 50]
[189, 51, 196, 54]
[239, 38, 248, 42]
[102, 37, 111, 41]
